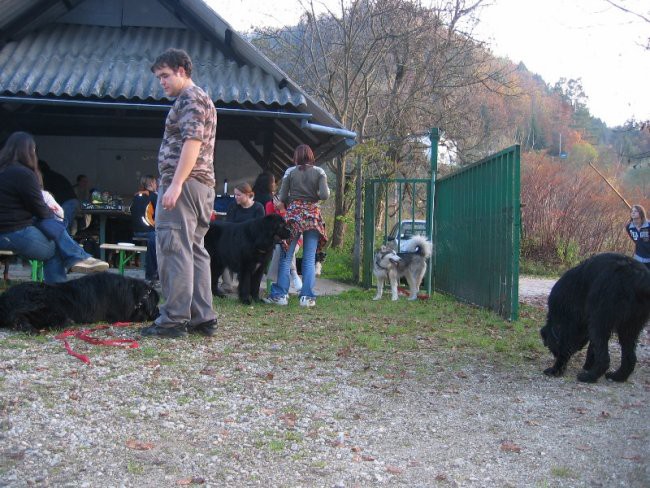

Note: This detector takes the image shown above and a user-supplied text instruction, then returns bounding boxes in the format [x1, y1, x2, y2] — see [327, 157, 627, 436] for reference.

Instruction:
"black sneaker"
[140, 322, 188, 338]
[188, 319, 218, 337]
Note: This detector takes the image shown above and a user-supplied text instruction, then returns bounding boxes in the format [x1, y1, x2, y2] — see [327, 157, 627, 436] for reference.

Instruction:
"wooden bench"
[99, 243, 147, 275]
[0, 250, 44, 281]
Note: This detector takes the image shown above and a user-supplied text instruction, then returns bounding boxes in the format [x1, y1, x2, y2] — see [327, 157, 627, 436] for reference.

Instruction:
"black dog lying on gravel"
[540, 253, 650, 383]
[205, 214, 290, 304]
[0, 273, 160, 333]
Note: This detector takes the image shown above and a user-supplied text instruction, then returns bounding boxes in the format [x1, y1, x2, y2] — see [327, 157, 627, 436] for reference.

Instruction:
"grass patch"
[126, 460, 145, 475]
[520, 258, 562, 277]
[211, 288, 546, 364]
[0, 279, 547, 373]
[550, 466, 575, 478]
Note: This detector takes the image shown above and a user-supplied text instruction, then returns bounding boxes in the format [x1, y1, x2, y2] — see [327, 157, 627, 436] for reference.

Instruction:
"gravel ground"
[0, 277, 648, 488]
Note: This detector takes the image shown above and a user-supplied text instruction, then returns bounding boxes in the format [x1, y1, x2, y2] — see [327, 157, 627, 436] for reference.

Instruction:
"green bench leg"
[117, 250, 139, 275]
[29, 260, 44, 282]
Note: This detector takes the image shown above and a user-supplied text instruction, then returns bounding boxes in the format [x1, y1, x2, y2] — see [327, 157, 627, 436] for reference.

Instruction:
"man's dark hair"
[150, 48, 193, 77]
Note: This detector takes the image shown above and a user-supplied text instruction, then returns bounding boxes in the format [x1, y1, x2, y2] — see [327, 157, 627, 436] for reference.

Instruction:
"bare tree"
[255, 0, 512, 247]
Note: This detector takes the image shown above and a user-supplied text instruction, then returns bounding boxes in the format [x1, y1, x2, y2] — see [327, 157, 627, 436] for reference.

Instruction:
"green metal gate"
[434, 145, 521, 320]
[361, 129, 520, 320]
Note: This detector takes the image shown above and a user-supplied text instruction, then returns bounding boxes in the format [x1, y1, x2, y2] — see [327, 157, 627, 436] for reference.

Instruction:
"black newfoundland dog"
[204, 214, 290, 304]
[541, 253, 650, 383]
[0, 273, 160, 334]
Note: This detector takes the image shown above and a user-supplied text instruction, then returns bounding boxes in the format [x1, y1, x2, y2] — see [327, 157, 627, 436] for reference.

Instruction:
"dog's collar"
[134, 287, 154, 311]
[374, 258, 390, 271]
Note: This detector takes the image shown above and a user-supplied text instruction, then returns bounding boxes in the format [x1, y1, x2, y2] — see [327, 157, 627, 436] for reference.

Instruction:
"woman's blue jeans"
[270, 229, 319, 299]
[0, 225, 90, 283]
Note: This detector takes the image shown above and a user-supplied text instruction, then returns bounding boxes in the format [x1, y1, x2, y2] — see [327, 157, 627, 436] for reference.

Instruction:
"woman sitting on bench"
[0, 132, 109, 283]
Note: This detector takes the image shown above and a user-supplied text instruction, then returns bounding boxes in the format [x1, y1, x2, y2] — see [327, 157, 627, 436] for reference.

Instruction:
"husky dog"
[373, 236, 433, 301]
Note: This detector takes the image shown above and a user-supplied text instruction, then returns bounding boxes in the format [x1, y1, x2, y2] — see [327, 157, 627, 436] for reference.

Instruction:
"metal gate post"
[362, 180, 376, 288]
[426, 127, 440, 295]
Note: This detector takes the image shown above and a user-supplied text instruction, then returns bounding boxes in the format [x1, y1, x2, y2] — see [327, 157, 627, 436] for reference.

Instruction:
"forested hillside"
[252, 0, 649, 265]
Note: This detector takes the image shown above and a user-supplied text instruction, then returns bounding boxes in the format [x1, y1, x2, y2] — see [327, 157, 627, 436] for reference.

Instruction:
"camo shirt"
[158, 85, 217, 188]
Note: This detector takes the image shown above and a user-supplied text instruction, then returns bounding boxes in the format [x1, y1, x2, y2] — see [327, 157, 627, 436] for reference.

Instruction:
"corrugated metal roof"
[0, 23, 307, 106]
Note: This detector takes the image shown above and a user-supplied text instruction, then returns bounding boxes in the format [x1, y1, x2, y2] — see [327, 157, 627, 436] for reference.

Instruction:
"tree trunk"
[330, 156, 347, 248]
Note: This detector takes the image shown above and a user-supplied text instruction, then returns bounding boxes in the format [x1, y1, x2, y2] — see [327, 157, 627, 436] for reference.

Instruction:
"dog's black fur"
[295, 251, 327, 276]
[540, 253, 650, 383]
[0, 273, 160, 333]
[205, 214, 290, 304]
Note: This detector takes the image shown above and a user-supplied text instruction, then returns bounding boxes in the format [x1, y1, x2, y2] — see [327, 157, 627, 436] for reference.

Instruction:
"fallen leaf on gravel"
[575, 445, 592, 451]
[622, 455, 642, 462]
[126, 439, 155, 450]
[500, 441, 522, 453]
[386, 465, 403, 474]
[176, 477, 205, 485]
[351, 446, 362, 452]
[337, 346, 352, 357]
[361, 454, 375, 461]
[279, 412, 297, 428]
[264, 372, 274, 381]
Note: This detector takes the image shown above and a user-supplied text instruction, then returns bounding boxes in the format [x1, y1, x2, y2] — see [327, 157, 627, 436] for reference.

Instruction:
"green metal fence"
[360, 130, 520, 320]
[434, 145, 521, 320]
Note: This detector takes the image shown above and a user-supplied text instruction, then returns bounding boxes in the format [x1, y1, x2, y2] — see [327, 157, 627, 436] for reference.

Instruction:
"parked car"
[386, 219, 428, 252]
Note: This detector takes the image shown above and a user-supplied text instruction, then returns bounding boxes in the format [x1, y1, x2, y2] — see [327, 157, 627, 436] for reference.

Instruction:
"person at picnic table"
[39, 159, 79, 232]
[0, 132, 109, 283]
[626, 204, 650, 270]
[131, 175, 159, 284]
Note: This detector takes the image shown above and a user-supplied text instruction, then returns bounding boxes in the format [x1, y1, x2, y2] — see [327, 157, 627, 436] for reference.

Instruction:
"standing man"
[141, 48, 218, 338]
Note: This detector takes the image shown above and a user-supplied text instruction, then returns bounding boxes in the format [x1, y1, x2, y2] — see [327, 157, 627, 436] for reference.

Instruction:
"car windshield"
[401, 221, 426, 237]
[388, 220, 427, 239]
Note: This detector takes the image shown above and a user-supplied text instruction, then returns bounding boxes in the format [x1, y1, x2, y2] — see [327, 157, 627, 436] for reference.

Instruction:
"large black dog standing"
[541, 253, 650, 383]
[0, 273, 160, 333]
[204, 214, 290, 304]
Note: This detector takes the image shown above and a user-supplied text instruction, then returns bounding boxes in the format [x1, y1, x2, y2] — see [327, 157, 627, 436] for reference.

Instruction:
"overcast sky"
[208, 0, 650, 127]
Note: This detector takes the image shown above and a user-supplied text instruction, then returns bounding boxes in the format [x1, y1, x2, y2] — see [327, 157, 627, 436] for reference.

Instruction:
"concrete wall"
[35, 135, 265, 202]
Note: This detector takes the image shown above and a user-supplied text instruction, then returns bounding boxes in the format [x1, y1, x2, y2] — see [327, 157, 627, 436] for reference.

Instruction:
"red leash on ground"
[55, 322, 139, 365]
